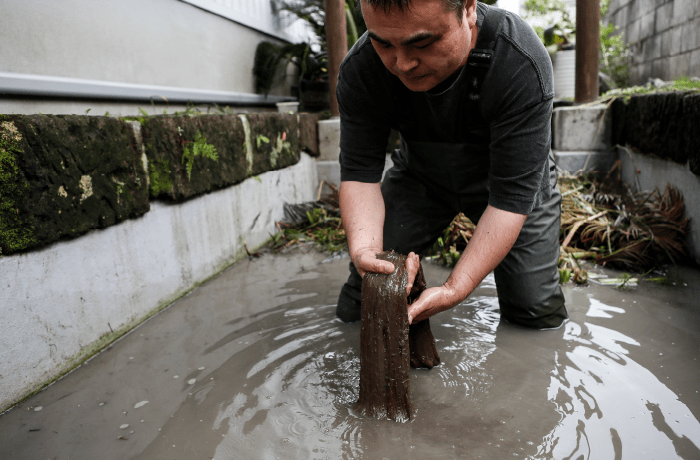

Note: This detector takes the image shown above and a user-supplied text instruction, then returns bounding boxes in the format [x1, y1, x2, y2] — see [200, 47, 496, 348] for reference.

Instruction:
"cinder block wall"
[605, 0, 700, 84]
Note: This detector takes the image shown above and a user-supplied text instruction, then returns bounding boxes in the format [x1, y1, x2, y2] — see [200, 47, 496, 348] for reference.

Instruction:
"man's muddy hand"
[405, 252, 419, 295]
[407, 285, 460, 325]
[352, 248, 395, 278]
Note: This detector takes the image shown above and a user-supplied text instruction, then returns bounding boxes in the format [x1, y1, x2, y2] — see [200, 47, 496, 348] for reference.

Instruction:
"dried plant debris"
[424, 213, 476, 267]
[559, 162, 688, 277]
[272, 172, 689, 285]
[427, 163, 689, 285]
[268, 181, 346, 253]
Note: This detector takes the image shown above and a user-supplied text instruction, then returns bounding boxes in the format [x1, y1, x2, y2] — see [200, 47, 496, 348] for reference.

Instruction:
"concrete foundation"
[618, 145, 700, 265]
[553, 104, 611, 151]
[0, 153, 318, 411]
[317, 118, 341, 162]
[553, 149, 618, 173]
[552, 104, 616, 173]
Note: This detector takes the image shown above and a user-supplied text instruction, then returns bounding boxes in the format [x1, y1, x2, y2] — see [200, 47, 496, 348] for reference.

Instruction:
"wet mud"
[354, 251, 440, 422]
[1, 248, 699, 459]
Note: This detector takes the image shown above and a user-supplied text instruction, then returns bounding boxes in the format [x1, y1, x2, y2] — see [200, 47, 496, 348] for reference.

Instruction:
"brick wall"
[606, 0, 700, 84]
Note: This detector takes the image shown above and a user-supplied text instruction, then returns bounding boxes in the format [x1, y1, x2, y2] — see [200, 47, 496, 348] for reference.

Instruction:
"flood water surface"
[1, 249, 699, 459]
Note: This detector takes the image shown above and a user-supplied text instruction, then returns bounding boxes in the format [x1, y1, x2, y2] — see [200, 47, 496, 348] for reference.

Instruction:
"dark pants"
[340, 152, 567, 329]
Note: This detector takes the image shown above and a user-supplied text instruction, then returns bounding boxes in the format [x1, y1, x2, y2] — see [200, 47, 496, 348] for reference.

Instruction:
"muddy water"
[1, 248, 699, 459]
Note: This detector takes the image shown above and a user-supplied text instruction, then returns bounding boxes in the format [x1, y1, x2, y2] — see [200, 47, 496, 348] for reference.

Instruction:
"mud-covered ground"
[1, 247, 699, 459]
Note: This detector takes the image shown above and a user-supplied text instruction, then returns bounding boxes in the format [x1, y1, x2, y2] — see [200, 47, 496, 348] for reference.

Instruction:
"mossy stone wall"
[0, 115, 149, 255]
[1, 112, 315, 255]
[141, 113, 304, 201]
[612, 92, 700, 174]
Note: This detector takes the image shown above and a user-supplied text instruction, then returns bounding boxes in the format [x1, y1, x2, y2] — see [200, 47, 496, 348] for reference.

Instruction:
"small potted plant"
[253, 0, 366, 111]
[523, 0, 576, 98]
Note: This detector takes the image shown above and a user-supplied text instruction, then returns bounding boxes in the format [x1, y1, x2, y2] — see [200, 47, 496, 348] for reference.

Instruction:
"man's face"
[362, 0, 478, 92]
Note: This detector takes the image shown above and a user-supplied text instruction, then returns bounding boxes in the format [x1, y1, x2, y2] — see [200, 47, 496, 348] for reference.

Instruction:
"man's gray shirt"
[337, 3, 555, 215]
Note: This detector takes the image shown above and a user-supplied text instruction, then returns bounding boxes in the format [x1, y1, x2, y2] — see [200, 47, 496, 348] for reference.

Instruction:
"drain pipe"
[0, 71, 295, 107]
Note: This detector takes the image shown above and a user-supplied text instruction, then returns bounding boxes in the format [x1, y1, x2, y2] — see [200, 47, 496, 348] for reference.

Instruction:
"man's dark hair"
[361, 0, 469, 21]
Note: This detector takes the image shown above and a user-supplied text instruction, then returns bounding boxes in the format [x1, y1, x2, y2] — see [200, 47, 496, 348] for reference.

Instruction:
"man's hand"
[406, 205, 527, 325]
[352, 247, 395, 277]
[407, 285, 461, 324]
[353, 249, 420, 283]
[404, 252, 420, 294]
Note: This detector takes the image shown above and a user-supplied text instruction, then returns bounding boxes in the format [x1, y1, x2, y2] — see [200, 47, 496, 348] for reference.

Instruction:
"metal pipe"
[0, 72, 294, 106]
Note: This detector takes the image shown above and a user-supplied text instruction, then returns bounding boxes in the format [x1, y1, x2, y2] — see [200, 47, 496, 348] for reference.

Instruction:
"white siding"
[180, 0, 312, 43]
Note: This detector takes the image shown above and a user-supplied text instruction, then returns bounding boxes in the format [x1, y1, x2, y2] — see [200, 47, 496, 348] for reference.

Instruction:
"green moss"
[0, 121, 36, 254]
[182, 130, 218, 180]
[602, 75, 700, 101]
[149, 158, 173, 197]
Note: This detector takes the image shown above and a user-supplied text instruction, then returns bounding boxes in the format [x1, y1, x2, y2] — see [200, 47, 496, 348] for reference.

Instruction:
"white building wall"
[0, 0, 306, 115]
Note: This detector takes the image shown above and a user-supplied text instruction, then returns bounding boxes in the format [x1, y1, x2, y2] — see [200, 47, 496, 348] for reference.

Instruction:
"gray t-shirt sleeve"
[481, 18, 555, 215]
[337, 36, 392, 183]
[337, 75, 391, 183]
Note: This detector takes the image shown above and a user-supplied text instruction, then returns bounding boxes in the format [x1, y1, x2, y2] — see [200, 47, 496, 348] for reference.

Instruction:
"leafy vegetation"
[181, 131, 218, 180]
[523, 0, 576, 57]
[599, 0, 630, 88]
[268, 182, 346, 253]
[524, 0, 633, 88]
[600, 75, 700, 101]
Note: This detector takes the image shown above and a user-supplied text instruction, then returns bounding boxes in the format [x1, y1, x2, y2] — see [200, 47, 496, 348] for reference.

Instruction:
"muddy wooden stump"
[354, 251, 440, 421]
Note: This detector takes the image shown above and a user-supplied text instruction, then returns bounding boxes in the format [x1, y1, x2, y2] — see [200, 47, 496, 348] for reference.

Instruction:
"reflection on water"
[197, 268, 700, 460]
[537, 304, 700, 460]
[3, 254, 698, 460]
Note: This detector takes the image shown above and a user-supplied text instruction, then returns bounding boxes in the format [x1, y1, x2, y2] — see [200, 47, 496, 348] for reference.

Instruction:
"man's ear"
[464, 0, 478, 26]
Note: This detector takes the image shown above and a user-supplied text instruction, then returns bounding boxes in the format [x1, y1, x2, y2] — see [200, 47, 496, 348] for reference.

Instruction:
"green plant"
[256, 134, 270, 148]
[254, 41, 328, 95]
[600, 75, 700, 100]
[181, 131, 218, 180]
[523, 0, 576, 57]
[276, 0, 366, 50]
[599, 21, 630, 88]
[599, 0, 630, 88]
[255, 0, 368, 95]
[148, 158, 173, 196]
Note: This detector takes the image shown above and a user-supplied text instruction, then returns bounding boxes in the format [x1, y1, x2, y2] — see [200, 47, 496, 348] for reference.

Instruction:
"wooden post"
[575, 0, 600, 103]
[324, 0, 347, 117]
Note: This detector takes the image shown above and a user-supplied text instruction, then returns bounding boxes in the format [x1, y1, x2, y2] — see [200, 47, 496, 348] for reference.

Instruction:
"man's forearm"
[444, 205, 527, 302]
[339, 181, 394, 276]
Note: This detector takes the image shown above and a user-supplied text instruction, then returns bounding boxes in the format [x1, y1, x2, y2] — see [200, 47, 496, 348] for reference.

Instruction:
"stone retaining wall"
[0, 112, 321, 412]
[0, 113, 322, 255]
[611, 92, 700, 174]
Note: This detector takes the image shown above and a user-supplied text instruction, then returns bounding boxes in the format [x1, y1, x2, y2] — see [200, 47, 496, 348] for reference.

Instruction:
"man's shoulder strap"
[466, 6, 506, 102]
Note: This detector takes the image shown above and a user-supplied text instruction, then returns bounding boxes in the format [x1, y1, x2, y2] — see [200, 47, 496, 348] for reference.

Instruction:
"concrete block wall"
[552, 105, 618, 173]
[605, 0, 700, 84]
